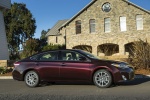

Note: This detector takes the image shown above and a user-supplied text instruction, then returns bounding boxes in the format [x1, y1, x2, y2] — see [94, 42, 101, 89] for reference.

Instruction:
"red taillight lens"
[14, 62, 21, 66]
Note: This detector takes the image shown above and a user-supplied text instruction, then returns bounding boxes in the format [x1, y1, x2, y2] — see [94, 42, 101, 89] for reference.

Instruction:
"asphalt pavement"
[0, 78, 150, 100]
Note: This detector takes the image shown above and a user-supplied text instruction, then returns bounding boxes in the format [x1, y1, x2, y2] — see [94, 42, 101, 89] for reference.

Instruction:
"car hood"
[92, 59, 128, 66]
[99, 59, 126, 64]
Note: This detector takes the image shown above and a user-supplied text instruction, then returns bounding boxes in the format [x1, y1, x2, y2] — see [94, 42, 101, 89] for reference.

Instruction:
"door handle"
[60, 63, 66, 66]
[35, 62, 39, 65]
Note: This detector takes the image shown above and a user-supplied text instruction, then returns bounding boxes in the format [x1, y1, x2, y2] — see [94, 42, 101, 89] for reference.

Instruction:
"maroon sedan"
[12, 49, 134, 88]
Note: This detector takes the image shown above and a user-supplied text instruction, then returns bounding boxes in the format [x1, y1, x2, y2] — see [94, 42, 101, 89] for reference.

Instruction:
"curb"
[0, 76, 13, 79]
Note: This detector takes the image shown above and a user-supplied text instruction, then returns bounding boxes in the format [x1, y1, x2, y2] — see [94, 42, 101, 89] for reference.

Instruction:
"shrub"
[128, 40, 150, 69]
[0, 67, 7, 74]
[0, 67, 13, 74]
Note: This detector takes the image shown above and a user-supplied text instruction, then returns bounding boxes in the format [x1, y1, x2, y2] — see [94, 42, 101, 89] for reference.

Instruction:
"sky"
[10, 0, 150, 39]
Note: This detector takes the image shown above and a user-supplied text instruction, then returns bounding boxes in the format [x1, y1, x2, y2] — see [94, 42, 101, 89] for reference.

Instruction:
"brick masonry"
[49, 0, 150, 58]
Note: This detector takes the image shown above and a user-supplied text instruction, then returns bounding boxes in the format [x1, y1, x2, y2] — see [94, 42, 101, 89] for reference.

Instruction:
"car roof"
[33, 49, 82, 56]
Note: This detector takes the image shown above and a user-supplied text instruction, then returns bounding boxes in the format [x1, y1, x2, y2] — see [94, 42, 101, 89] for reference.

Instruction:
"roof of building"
[0, 0, 11, 10]
[46, 19, 68, 37]
[60, 0, 150, 30]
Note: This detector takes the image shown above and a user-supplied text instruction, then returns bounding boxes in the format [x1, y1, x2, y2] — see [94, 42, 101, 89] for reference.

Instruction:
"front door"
[59, 50, 92, 81]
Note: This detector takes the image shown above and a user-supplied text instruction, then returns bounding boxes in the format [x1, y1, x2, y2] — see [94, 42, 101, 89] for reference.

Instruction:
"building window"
[120, 16, 127, 31]
[76, 20, 81, 34]
[89, 19, 96, 33]
[104, 18, 111, 33]
[56, 36, 58, 43]
[136, 15, 143, 30]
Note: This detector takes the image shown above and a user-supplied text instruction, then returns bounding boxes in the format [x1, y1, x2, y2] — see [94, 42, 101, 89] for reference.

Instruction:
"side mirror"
[79, 56, 86, 61]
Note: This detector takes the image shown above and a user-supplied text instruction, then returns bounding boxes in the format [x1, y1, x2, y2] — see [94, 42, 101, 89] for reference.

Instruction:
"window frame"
[120, 16, 127, 32]
[31, 51, 59, 61]
[60, 50, 90, 62]
[89, 19, 96, 33]
[76, 20, 81, 34]
[56, 36, 58, 43]
[136, 14, 143, 30]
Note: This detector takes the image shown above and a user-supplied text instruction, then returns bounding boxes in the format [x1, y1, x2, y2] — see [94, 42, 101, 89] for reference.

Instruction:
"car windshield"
[80, 50, 100, 60]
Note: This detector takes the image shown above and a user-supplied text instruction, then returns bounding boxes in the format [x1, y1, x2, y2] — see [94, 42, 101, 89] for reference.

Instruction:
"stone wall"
[47, 36, 57, 45]
[0, 60, 7, 67]
[60, 0, 150, 57]
[48, 35, 65, 45]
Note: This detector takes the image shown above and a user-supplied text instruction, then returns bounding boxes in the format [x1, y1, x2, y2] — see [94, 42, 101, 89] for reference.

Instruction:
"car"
[12, 49, 134, 88]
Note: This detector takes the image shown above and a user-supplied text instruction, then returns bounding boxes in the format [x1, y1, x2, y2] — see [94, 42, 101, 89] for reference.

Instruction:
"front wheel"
[93, 69, 112, 88]
[24, 71, 39, 87]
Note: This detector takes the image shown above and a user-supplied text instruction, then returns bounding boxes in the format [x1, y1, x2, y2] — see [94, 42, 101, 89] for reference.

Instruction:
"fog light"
[122, 75, 127, 81]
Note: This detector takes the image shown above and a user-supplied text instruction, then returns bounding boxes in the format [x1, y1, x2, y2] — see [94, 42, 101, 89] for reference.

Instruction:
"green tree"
[38, 29, 50, 52]
[20, 38, 39, 59]
[40, 29, 50, 40]
[4, 3, 36, 60]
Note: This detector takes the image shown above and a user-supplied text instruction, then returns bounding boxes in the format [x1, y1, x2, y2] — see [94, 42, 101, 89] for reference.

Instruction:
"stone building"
[46, 20, 68, 45]
[47, 0, 150, 58]
[0, 0, 10, 61]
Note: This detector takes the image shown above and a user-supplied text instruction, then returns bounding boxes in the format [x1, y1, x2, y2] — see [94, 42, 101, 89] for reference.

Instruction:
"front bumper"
[118, 67, 135, 82]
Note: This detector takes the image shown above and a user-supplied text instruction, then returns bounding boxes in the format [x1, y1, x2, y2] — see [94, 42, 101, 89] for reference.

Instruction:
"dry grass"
[135, 69, 150, 75]
[129, 40, 150, 69]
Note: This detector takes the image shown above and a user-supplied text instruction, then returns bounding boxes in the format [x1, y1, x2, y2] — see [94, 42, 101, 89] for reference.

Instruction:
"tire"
[93, 69, 112, 88]
[24, 71, 39, 87]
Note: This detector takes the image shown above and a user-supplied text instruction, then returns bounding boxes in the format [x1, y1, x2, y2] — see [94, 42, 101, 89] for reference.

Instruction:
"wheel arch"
[92, 67, 114, 83]
[23, 69, 40, 81]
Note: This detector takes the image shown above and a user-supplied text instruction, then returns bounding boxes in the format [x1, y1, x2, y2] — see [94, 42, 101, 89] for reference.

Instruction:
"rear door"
[36, 51, 60, 81]
[59, 50, 92, 81]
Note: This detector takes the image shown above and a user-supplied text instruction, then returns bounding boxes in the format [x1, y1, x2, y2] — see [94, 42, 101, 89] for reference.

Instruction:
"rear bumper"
[12, 69, 24, 81]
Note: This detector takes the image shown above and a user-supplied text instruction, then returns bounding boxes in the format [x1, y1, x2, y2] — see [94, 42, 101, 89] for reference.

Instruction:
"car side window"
[30, 55, 39, 61]
[61, 51, 88, 61]
[39, 51, 58, 61]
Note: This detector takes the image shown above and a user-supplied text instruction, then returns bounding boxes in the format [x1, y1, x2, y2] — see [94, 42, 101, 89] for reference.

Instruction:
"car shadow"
[116, 74, 150, 86]
[39, 81, 93, 87]
[39, 74, 150, 87]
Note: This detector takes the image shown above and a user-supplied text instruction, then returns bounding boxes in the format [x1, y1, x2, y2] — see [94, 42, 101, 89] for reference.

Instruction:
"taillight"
[14, 62, 21, 67]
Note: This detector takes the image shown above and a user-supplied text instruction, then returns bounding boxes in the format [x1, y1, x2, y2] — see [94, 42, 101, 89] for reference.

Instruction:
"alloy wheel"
[25, 71, 39, 87]
[93, 69, 112, 88]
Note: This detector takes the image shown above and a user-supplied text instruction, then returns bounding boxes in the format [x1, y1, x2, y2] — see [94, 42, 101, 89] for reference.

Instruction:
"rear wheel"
[93, 69, 112, 88]
[24, 71, 39, 87]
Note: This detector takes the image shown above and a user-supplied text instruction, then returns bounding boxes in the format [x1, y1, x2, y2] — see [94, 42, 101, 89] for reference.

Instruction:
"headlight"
[111, 63, 129, 69]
